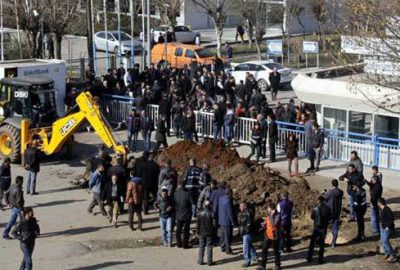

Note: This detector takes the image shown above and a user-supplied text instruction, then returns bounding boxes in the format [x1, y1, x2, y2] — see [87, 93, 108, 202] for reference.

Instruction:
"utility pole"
[103, 0, 109, 70]
[141, 0, 145, 68]
[117, 0, 122, 64]
[146, 0, 151, 66]
[1, 0, 4, 61]
[86, 0, 94, 68]
[130, 0, 135, 67]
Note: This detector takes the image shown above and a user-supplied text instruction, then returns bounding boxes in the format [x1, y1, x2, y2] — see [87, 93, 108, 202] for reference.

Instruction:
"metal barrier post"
[80, 58, 85, 81]
[373, 135, 380, 166]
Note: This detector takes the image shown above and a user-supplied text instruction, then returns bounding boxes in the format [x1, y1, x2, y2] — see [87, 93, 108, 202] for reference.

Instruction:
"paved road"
[0, 131, 399, 270]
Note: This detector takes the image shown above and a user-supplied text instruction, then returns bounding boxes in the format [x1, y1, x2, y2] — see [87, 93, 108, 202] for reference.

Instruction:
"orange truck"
[151, 42, 229, 69]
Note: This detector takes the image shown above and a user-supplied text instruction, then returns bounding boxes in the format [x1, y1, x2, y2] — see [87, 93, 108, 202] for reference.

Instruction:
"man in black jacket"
[354, 184, 367, 241]
[269, 67, 281, 101]
[323, 179, 343, 247]
[104, 175, 124, 228]
[267, 114, 278, 163]
[3, 176, 24, 239]
[378, 198, 397, 263]
[156, 188, 174, 247]
[24, 140, 41, 195]
[365, 175, 383, 235]
[174, 180, 193, 248]
[184, 158, 202, 218]
[339, 164, 365, 221]
[108, 156, 127, 212]
[213, 104, 224, 140]
[239, 202, 258, 267]
[0, 157, 11, 210]
[12, 207, 40, 270]
[197, 200, 217, 266]
[307, 196, 331, 264]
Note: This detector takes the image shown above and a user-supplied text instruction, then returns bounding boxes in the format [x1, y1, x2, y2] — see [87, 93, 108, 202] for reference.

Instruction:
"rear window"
[195, 48, 214, 58]
[175, 47, 183, 57]
[185, 49, 196, 58]
[263, 63, 284, 70]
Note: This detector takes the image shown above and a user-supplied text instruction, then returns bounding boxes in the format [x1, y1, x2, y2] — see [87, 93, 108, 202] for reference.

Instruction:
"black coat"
[269, 72, 281, 89]
[155, 119, 168, 143]
[311, 202, 331, 229]
[104, 182, 124, 203]
[324, 187, 343, 220]
[174, 188, 193, 221]
[25, 147, 40, 172]
[268, 120, 278, 143]
[0, 163, 11, 190]
[366, 181, 383, 207]
[197, 208, 217, 237]
[381, 206, 395, 230]
[143, 160, 160, 190]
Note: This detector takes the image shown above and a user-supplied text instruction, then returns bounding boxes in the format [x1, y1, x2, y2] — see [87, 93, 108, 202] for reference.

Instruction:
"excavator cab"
[0, 77, 58, 127]
[0, 77, 59, 161]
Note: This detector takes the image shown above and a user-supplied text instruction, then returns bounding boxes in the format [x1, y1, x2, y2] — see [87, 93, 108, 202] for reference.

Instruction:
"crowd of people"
[0, 60, 398, 269]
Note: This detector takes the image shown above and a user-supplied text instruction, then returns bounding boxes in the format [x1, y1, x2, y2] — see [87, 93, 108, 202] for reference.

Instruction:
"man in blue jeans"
[213, 104, 224, 140]
[323, 179, 343, 247]
[24, 140, 41, 195]
[239, 202, 257, 267]
[378, 198, 397, 263]
[156, 188, 174, 247]
[3, 176, 24, 239]
[365, 175, 383, 235]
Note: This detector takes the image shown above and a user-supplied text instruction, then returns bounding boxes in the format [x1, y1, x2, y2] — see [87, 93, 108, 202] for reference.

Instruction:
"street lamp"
[0, 0, 4, 61]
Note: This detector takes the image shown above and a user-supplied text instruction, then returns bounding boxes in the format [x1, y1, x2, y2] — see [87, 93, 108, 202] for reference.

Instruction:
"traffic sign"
[267, 40, 283, 55]
[303, 41, 319, 54]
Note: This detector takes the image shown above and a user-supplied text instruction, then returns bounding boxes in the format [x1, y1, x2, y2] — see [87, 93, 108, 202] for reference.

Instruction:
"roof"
[245, 60, 275, 65]
[152, 42, 205, 50]
[1, 77, 54, 87]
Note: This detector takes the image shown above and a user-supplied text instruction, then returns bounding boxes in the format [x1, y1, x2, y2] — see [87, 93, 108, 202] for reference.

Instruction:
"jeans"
[224, 125, 234, 143]
[160, 217, 172, 245]
[20, 241, 35, 270]
[242, 234, 257, 265]
[26, 171, 38, 194]
[3, 207, 22, 238]
[260, 237, 280, 267]
[331, 219, 340, 245]
[190, 190, 199, 218]
[381, 227, 395, 257]
[355, 205, 366, 238]
[128, 204, 142, 230]
[184, 132, 194, 141]
[248, 143, 260, 161]
[281, 223, 292, 251]
[127, 131, 139, 151]
[370, 206, 380, 234]
[213, 125, 222, 140]
[307, 227, 326, 262]
[141, 130, 151, 152]
[198, 236, 213, 264]
[220, 226, 233, 253]
[348, 194, 356, 220]
[176, 219, 190, 248]
[88, 192, 106, 215]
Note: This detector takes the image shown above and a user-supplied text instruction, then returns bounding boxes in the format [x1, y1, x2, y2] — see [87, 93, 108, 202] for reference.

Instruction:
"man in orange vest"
[257, 202, 281, 270]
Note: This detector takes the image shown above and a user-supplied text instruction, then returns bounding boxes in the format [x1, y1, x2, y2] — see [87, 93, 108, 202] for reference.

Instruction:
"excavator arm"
[22, 92, 126, 157]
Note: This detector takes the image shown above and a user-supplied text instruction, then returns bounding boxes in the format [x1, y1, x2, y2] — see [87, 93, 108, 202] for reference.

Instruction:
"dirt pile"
[157, 140, 319, 235]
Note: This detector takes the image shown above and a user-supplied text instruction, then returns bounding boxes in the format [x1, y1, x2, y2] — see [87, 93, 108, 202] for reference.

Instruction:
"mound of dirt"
[157, 140, 319, 236]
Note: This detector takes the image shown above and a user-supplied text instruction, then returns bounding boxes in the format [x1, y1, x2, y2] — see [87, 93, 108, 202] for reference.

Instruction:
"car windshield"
[113, 32, 132, 41]
[263, 63, 285, 70]
[155, 26, 168, 32]
[195, 48, 214, 58]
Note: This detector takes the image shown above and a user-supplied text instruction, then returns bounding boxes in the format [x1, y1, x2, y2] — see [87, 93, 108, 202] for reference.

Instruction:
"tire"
[0, 124, 21, 162]
[258, 79, 269, 92]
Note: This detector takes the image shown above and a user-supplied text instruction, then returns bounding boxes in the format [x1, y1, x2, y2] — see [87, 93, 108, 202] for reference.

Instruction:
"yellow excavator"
[0, 77, 126, 162]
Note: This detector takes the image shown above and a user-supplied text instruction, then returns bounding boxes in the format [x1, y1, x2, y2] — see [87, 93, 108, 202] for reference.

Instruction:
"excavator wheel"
[0, 124, 21, 163]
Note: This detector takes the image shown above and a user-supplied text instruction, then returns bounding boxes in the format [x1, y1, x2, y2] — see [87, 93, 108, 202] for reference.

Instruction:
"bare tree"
[287, 0, 305, 39]
[152, 0, 184, 40]
[45, 1, 79, 59]
[311, 0, 328, 50]
[6, 0, 46, 58]
[336, 0, 400, 113]
[191, 0, 231, 56]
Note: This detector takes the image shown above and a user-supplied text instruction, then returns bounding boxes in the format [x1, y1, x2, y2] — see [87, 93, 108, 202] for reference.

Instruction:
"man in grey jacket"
[3, 176, 24, 239]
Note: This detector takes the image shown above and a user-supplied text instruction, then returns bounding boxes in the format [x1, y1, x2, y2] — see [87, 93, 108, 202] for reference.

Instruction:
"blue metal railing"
[99, 95, 400, 171]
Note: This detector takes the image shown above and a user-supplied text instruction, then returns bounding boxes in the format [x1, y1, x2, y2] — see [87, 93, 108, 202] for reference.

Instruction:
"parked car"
[94, 31, 142, 55]
[141, 25, 200, 44]
[151, 43, 230, 71]
[230, 60, 293, 91]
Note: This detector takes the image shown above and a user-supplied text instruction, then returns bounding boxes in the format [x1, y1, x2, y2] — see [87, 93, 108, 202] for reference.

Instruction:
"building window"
[349, 111, 372, 135]
[374, 115, 399, 139]
[323, 107, 346, 131]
